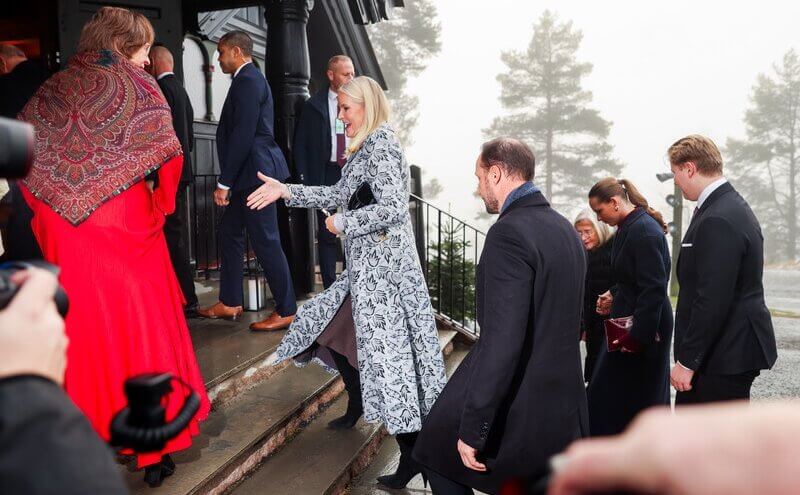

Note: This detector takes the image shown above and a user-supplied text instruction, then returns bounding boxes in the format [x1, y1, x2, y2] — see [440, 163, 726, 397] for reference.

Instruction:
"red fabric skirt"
[21, 156, 210, 468]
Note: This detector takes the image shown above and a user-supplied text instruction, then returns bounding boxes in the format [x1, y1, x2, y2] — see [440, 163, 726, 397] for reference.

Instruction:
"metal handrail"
[409, 193, 486, 338]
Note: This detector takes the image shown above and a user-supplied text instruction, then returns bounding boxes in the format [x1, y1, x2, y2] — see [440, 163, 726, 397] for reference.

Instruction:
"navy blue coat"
[216, 63, 289, 190]
[587, 208, 673, 436]
[414, 192, 589, 494]
[293, 88, 340, 186]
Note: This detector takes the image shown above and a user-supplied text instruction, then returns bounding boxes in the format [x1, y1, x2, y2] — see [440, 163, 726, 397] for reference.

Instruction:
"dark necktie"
[336, 121, 346, 167]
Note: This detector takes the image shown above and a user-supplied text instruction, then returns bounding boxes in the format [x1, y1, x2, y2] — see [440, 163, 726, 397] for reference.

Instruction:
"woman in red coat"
[18, 6, 210, 487]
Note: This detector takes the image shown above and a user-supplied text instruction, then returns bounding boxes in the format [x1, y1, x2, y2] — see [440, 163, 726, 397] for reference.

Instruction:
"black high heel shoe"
[376, 459, 427, 489]
[143, 455, 176, 488]
[326, 401, 363, 430]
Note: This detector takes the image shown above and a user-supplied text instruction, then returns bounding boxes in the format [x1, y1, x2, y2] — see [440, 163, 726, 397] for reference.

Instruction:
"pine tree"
[485, 10, 622, 208]
[727, 48, 800, 261]
[366, 1, 441, 147]
[426, 219, 477, 326]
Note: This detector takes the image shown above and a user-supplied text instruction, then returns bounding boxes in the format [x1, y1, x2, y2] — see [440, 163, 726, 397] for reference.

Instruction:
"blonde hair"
[574, 208, 614, 247]
[77, 6, 155, 58]
[668, 134, 724, 176]
[339, 76, 390, 155]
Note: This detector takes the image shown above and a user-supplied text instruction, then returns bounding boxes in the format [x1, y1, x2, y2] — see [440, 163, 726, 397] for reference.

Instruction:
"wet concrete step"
[124, 363, 341, 495]
[124, 329, 458, 495]
[348, 345, 471, 495]
[229, 336, 465, 495]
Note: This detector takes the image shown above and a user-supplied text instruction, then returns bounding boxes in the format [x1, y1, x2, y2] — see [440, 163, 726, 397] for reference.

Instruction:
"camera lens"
[0, 117, 35, 179]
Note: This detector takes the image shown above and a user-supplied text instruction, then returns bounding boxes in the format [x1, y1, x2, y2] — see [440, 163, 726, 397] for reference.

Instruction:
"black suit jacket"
[675, 181, 778, 374]
[293, 88, 339, 186]
[157, 74, 194, 184]
[0, 60, 48, 118]
[216, 63, 289, 191]
[0, 376, 127, 494]
[414, 192, 589, 494]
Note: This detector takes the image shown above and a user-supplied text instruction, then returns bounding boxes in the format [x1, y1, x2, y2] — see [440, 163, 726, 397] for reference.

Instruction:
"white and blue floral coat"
[276, 124, 446, 434]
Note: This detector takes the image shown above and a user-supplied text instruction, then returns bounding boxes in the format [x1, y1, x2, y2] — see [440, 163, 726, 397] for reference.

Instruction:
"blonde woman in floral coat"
[247, 76, 445, 489]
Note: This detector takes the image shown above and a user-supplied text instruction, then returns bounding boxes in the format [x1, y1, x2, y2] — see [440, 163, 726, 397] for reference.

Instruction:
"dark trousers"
[219, 186, 297, 316]
[316, 209, 341, 289]
[5, 181, 43, 261]
[426, 469, 474, 495]
[164, 185, 198, 307]
[676, 370, 760, 405]
[317, 161, 343, 289]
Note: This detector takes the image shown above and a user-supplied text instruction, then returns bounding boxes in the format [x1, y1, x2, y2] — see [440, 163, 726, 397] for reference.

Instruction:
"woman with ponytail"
[585, 177, 673, 436]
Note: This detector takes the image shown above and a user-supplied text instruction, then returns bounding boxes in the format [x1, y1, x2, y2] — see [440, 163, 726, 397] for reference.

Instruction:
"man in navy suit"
[198, 31, 297, 331]
[668, 135, 777, 403]
[293, 55, 354, 288]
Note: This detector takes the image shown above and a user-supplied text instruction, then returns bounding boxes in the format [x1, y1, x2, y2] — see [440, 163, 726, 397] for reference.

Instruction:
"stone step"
[124, 329, 458, 495]
[229, 340, 468, 495]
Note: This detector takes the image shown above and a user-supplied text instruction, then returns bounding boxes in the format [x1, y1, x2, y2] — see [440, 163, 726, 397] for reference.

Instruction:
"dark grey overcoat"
[413, 191, 590, 494]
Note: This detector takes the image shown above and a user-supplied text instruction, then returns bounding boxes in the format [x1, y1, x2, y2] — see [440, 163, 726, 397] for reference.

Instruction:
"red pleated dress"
[18, 49, 210, 468]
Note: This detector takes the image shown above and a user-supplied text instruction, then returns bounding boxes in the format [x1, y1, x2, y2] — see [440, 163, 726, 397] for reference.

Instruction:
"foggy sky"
[403, 0, 800, 230]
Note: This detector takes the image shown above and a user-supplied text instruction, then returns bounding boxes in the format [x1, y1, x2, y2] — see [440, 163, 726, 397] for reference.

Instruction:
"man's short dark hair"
[479, 137, 536, 181]
[219, 30, 253, 57]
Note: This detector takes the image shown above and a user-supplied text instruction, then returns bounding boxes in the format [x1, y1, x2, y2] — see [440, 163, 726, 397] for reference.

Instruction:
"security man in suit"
[0, 43, 48, 262]
[198, 31, 297, 331]
[293, 55, 354, 288]
[668, 134, 777, 404]
[148, 45, 199, 315]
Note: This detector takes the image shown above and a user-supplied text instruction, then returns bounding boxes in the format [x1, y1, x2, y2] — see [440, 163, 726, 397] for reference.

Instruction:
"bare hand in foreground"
[247, 172, 290, 210]
[0, 268, 67, 385]
[213, 187, 230, 206]
[595, 290, 612, 315]
[548, 402, 800, 495]
[457, 439, 486, 472]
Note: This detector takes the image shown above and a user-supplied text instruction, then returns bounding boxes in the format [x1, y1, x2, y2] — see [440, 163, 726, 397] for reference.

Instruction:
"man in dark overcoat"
[413, 138, 589, 494]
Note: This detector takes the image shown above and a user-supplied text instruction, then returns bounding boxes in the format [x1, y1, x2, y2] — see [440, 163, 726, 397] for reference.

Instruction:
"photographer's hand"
[0, 268, 67, 384]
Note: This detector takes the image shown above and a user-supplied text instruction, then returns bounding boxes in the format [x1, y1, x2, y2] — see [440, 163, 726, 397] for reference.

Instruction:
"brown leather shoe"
[250, 311, 295, 332]
[197, 302, 243, 320]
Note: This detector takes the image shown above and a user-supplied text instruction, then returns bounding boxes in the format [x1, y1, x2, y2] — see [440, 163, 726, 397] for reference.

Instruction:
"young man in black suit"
[413, 138, 589, 495]
[668, 135, 777, 404]
[148, 45, 199, 315]
[198, 31, 297, 330]
[292, 55, 354, 288]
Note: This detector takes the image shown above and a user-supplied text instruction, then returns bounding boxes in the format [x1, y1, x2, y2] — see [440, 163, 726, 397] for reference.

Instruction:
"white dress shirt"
[696, 177, 728, 209]
[156, 71, 174, 81]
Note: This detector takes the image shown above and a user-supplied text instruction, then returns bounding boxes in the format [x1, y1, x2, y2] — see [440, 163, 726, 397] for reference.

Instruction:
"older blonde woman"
[248, 75, 445, 488]
[574, 209, 615, 383]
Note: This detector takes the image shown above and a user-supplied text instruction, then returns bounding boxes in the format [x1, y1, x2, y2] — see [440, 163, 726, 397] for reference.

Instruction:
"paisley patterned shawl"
[20, 50, 181, 225]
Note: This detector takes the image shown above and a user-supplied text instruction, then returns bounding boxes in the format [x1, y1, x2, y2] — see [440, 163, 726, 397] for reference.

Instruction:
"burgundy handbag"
[604, 316, 660, 352]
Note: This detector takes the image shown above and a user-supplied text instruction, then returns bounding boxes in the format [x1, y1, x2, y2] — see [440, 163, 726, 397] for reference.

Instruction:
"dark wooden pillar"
[265, 0, 315, 297]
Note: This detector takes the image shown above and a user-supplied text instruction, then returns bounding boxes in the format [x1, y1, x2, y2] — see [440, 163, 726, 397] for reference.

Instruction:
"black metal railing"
[410, 193, 486, 338]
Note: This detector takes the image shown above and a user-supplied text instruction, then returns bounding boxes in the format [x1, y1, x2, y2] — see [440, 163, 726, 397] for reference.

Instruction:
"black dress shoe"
[327, 405, 362, 430]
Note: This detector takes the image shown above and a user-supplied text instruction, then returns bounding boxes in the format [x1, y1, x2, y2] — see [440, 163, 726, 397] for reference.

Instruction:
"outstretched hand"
[246, 172, 289, 210]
